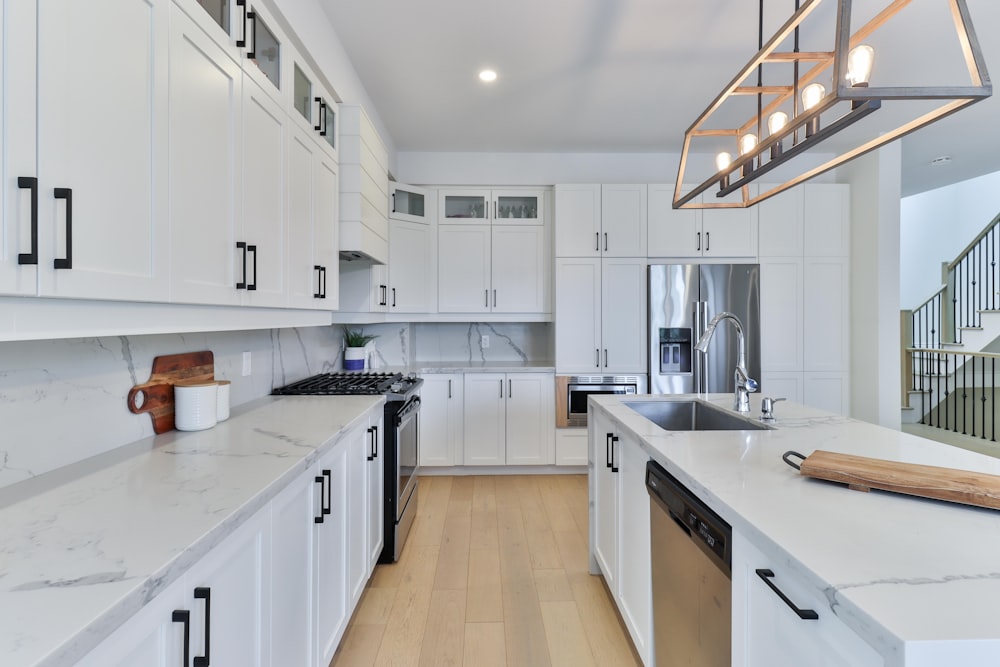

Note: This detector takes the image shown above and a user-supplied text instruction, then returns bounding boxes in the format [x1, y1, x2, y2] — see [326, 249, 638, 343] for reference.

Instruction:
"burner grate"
[273, 372, 403, 395]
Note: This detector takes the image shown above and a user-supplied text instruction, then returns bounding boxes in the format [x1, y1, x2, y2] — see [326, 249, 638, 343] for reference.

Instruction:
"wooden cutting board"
[127, 351, 215, 434]
[784, 449, 1000, 510]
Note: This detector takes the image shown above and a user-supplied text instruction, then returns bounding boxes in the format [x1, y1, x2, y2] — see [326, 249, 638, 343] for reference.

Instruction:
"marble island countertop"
[0, 394, 383, 667]
[592, 393, 1000, 665]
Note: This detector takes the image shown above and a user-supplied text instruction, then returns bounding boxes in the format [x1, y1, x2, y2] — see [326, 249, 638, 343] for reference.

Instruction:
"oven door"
[395, 395, 420, 520]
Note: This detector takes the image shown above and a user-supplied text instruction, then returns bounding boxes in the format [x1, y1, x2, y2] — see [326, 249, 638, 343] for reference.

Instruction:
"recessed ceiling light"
[479, 70, 497, 83]
[930, 155, 952, 166]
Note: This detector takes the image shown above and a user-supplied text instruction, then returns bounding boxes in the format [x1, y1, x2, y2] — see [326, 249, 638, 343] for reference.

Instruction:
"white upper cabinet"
[390, 183, 429, 224]
[4, 0, 170, 302]
[802, 184, 850, 257]
[168, 5, 244, 306]
[440, 188, 544, 225]
[491, 225, 547, 313]
[438, 225, 491, 312]
[388, 219, 436, 313]
[240, 2, 284, 105]
[554, 184, 646, 257]
[0, 1, 38, 297]
[647, 184, 758, 258]
[757, 186, 803, 258]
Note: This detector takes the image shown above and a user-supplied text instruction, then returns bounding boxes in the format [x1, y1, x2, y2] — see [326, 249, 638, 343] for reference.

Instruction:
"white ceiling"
[321, 0, 999, 196]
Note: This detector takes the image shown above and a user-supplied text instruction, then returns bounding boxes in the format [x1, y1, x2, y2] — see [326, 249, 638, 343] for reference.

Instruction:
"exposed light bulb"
[847, 45, 875, 86]
[801, 83, 826, 111]
[740, 134, 758, 156]
[767, 112, 788, 136]
[716, 152, 732, 192]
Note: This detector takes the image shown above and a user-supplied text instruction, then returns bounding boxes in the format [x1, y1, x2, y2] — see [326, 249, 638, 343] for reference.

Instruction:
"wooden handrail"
[907, 347, 1000, 360]
[910, 286, 946, 315]
[947, 210, 1000, 271]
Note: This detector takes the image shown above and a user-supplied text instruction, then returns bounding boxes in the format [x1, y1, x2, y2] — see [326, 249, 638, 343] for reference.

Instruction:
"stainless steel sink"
[624, 400, 771, 431]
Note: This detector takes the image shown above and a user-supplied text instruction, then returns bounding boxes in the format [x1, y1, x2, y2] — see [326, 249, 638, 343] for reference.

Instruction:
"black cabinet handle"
[605, 433, 613, 469]
[314, 475, 325, 523]
[706, 231, 711, 252]
[193, 587, 211, 667]
[367, 426, 375, 461]
[392, 287, 397, 308]
[247, 244, 257, 291]
[379, 284, 387, 306]
[485, 289, 489, 308]
[246, 10, 257, 58]
[493, 289, 496, 308]
[611, 435, 619, 473]
[595, 232, 599, 252]
[17, 177, 38, 265]
[236, 0, 248, 47]
[448, 379, 452, 399]
[236, 242, 247, 289]
[313, 265, 322, 298]
[53, 187, 72, 269]
[320, 266, 327, 299]
[604, 232, 608, 252]
[604, 349, 608, 367]
[372, 425, 377, 458]
[314, 97, 323, 132]
[172, 610, 190, 667]
[391, 192, 396, 213]
[755, 569, 819, 620]
[697, 231, 701, 251]
[322, 469, 331, 515]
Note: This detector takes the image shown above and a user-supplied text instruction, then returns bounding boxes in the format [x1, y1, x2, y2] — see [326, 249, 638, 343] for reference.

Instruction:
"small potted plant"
[343, 327, 377, 371]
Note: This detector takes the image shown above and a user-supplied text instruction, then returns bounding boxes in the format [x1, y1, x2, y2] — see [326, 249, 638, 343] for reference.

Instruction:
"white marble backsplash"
[413, 322, 552, 363]
[0, 326, 347, 491]
[0, 321, 550, 491]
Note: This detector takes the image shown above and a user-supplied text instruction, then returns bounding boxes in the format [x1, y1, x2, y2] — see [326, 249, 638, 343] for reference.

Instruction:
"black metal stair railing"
[908, 348, 999, 443]
[945, 211, 1000, 344]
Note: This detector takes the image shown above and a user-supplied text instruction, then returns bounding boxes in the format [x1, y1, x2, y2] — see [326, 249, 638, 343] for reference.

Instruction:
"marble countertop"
[592, 393, 1000, 664]
[393, 361, 556, 373]
[0, 394, 383, 667]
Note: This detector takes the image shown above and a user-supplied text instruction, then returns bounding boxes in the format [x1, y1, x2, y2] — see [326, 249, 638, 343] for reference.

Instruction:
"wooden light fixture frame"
[673, 0, 992, 209]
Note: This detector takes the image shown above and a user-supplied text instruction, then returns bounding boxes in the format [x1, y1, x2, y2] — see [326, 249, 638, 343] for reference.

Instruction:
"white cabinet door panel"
[601, 184, 647, 257]
[389, 219, 436, 313]
[803, 184, 850, 257]
[760, 372, 803, 405]
[647, 184, 702, 258]
[438, 225, 490, 313]
[168, 7, 243, 305]
[419, 374, 463, 467]
[555, 428, 588, 466]
[554, 184, 600, 257]
[803, 372, 849, 416]
[703, 205, 758, 258]
[757, 186, 803, 258]
[286, 130, 318, 309]
[590, 411, 618, 593]
[760, 259, 803, 373]
[0, 0, 37, 296]
[492, 224, 546, 313]
[346, 420, 369, 607]
[37, 0, 169, 301]
[241, 75, 286, 307]
[505, 373, 554, 465]
[601, 258, 647, 374]
[313, 151, 339, 310]
[269, 471, 314, 667]
[555, 258, 602, 374]
[803, 258, 849, 372]
[463, 373, 506, 466]
[367, 413, 385, 573]
[315, 439, 350, 666]
[617, 434, 652, 665]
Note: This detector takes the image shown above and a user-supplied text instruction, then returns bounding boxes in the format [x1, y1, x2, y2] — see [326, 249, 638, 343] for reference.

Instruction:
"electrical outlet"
[481, 334, 490, 349]
[242, 351, 252, 376]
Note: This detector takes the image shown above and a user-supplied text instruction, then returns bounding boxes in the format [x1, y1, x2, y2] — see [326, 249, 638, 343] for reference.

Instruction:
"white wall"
[838, 145, 902, 429]
[899, 170, 1000, 309]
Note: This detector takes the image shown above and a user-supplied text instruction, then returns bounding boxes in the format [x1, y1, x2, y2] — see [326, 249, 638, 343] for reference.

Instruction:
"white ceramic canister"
[174, 380, 218, 431]
[215, 380, 231, 422]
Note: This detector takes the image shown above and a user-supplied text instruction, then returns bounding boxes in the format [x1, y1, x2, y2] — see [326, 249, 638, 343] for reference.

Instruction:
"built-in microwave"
[556, 375, 647, 428]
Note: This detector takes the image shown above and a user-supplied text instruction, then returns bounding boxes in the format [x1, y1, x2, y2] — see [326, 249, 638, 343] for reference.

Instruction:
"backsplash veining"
[413, 322, 551, 363]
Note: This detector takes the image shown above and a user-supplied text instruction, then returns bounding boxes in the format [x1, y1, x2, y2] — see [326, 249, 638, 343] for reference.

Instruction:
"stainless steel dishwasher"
[646, 460, 732, 666]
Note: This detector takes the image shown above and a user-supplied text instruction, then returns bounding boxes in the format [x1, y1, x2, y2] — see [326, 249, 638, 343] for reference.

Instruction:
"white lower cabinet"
[589, 410, 653, 665]
[732, 530, 883, 666]
[463, 372, 555, 466]
[419, 374, 464, 466]
[555, 427, 588, 466]
[79, 406, 384, 667]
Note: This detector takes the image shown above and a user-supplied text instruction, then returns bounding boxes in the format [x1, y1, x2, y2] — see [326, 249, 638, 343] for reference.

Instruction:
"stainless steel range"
[273, 371, 423, 563]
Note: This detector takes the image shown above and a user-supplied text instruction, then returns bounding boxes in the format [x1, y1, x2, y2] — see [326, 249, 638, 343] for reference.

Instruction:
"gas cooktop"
[272, 372, 421, 399]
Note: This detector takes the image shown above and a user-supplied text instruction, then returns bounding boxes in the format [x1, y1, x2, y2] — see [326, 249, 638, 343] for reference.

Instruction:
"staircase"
[901, 212, 1000, 447]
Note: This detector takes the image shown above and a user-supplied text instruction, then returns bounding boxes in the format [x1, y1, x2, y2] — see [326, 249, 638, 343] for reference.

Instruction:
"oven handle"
[395, 395, 421, 427]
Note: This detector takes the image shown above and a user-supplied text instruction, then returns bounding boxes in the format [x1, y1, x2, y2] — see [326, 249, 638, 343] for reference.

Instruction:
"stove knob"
[391, 383, 402, 392]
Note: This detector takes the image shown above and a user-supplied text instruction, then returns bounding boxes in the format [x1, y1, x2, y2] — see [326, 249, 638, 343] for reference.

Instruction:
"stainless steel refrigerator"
[648, 264, 760, 395]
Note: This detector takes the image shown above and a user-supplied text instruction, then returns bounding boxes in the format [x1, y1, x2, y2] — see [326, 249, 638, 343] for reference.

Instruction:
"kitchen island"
[590, 394, 1000, 667]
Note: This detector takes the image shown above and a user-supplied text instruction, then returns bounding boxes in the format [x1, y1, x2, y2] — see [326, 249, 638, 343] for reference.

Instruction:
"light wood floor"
[331, 474, 641, 667]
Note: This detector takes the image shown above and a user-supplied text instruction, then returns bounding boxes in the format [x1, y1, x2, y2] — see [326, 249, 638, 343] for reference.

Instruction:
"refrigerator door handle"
[693, 301, 702, 394]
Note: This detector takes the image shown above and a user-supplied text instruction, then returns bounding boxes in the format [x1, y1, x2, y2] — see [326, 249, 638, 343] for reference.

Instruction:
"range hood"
[339, 219, 387, 264]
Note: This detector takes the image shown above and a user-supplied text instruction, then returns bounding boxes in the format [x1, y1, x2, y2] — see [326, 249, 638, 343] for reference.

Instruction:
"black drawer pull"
[193, 587, 211, 666]
[314, 475, 325, 523]
[172, 610, 190, 667]
[236, 242, 247, 289]
[246, 244, 257, 291]
[314, 265, 322, 298]
[53, 187, 72, 269]
[322, 469, 332, 515]
[236, 0, 248, 47]
[246, 10, 257, 59]
[755, 569, 819, 620]
[17, 176, 38, 265]
[610, 435, 619, 473]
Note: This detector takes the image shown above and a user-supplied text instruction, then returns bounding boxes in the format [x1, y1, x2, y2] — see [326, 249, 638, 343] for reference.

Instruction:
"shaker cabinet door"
[168, 6, 243, 305]
[438, 225, 491, 313]
[37, 0, 170, 301]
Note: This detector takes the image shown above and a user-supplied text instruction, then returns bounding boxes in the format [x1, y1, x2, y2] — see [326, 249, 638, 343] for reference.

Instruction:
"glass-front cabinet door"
[390, 183, 429, 224]
[493, 190, 543, 224]
[196, 0, 230, 35]
[290, 57, 336, 156]
[244, 3, 281, 94]
[439, 189, 490, 224]
[292, 62, 313, 128]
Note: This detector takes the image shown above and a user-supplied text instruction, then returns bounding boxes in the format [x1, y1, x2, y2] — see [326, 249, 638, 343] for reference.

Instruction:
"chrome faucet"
[694, 311, 759, 413]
